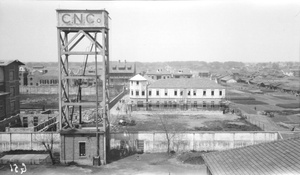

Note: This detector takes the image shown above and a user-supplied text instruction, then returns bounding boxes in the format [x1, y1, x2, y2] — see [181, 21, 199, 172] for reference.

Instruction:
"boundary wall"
[0, 131, 279, 153]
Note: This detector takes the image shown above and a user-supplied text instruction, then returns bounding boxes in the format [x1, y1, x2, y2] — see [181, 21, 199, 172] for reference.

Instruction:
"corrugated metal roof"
[203, 137, 300, 175]
[0, 60, 24, 66]
[149, 78, 223, 89]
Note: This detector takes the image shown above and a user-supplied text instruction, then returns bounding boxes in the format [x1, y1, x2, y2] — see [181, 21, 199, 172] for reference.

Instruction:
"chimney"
[119, 60, 120, 63]
[125, 60, 127, 63]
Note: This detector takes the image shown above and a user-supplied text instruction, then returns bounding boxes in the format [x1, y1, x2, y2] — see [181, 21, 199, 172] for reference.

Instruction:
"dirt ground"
[226, 84, 300, 131]
[110, 98, 261, 132]
[0, 153, 206, 175]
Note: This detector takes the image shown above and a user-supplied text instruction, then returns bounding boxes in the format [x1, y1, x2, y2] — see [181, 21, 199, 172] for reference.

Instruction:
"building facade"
[129, 74, 225, 109]
[19, 66, 29, 86]
[172, 69, 192, 78]
[145, 69, 172, 80]
[27, 69, 59, 86]
[109, 61, 136, 85]
[199, 70, 211, 78]
[60, 129, 105, 165]
[0, 60, 24, 124]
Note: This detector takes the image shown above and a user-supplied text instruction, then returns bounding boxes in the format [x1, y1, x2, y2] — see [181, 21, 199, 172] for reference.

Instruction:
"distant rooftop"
[130, 74, 147, 81]
[203, 137, 300, 175]
[146, 69, 171, 75]
[173, 69, 192, 75]
[149, 78, 223, 89]
[110, 61, 135, 74]
[0, 60, 24, 66]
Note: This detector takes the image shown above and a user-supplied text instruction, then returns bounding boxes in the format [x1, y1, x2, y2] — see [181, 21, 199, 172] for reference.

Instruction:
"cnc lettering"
[61, 13, 100, 25]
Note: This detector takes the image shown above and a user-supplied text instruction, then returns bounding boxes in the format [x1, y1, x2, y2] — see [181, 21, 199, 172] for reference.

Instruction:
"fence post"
[31, 133, 33, 150]
[10, 133, 12, 151]
[153, 132, 155, 152]
[233, 133, 235, 148]
[192, 133, 195, 151]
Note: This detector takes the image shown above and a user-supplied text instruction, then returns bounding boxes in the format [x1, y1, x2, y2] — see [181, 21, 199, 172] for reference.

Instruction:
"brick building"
[60, 129, 106, 165]
[0, 60, 24, 130]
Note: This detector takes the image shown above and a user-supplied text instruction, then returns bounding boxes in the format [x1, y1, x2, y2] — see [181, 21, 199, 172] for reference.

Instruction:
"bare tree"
[157, 114, 176, 155]
[33, 133, 57, 164]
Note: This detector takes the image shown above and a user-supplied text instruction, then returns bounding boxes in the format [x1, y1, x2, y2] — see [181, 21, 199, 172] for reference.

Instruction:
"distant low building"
[27, 68, 59, 86]
[198, 70, 211, 78]
[220, 76, 236, 84]
[109, 60, 136, 85]
[291, 69, 300, 77]
[129, 74, 225, 109]
[172, 69, 192, 78]
[145, 68, 172, 80]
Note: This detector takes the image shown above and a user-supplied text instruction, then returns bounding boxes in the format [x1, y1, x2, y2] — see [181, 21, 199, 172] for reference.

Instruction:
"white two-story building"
[129, 74, 225, 108]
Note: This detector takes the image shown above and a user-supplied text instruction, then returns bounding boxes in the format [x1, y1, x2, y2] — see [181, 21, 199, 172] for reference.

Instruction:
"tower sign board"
[57, 9, 109, 29]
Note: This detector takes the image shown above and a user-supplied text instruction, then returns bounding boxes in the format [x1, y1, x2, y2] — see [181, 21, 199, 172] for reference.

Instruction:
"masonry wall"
[0, 132, 60, 152]
[60, 133, 105, 165]
[110, 131, 279, 153]
[20, 86, 102, 95]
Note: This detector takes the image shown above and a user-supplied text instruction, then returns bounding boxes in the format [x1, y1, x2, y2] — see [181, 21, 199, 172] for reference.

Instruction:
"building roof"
[149, 78, 223, 89]
[199, 70, 210, 73]
[202, 137, 300, 175]
[109, 61, 135, 74]
[129, 74, 147, 81]
[173, 69, 192, 76]
[146, 69, 171, 75]
[221, 76, 235, 81]
[0, 60, 24, 66]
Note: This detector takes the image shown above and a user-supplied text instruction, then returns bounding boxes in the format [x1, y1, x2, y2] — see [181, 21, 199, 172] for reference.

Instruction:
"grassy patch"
[264, 109, 300, 115]
[260, 89, 276, 93]
[231, 100, 268, 105]
[273, 96, 295, 100]
[194, 119, 262, 131]
[276, 103, 300, 109]
[227, 97, 255, 100]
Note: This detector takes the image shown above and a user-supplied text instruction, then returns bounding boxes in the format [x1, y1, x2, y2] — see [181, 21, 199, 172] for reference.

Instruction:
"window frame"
[79, 142, 86, 157]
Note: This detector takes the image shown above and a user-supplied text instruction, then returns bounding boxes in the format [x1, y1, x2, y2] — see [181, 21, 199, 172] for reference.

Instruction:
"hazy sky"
[1, 0, 300, 63]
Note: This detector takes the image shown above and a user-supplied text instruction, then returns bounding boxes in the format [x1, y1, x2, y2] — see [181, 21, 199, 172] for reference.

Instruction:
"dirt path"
[0, 153, 206, 175]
